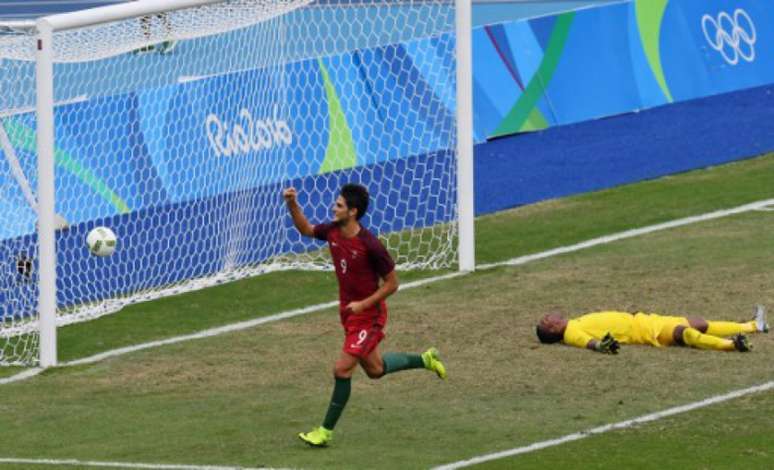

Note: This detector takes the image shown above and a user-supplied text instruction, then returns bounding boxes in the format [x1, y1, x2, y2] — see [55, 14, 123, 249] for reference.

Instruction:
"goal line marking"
[0, 197, 771, 387]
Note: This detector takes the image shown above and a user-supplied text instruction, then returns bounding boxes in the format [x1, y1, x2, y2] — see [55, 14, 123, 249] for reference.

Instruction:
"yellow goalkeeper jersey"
[563, 311, 688, 349]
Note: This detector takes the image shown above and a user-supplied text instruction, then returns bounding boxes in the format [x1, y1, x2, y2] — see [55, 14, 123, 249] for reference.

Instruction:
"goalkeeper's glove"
[596, 332, 620, 354]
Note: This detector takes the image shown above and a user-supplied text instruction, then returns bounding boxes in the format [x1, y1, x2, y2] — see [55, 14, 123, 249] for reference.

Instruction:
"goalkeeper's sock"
[382, 352, 424, 375]
[682, 328, 734, 351]
[705, 321, 756, 336]
[321, 377, 351, 431]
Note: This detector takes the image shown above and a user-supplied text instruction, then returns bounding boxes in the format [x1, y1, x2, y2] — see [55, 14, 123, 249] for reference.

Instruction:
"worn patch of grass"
[0, 150, 765, 373]
[0, 205, 771, 469]
[477, 390, 774, 469]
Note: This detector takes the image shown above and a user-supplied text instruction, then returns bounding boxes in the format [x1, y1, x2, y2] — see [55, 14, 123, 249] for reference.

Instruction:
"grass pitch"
[0, 153, 772, 469]
[482, 391, 773, 469]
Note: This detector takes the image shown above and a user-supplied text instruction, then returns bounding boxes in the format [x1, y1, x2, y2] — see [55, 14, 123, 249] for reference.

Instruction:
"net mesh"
[0, 0, 457, 365]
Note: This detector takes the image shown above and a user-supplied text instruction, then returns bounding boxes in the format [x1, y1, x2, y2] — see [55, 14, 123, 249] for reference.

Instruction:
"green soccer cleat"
[732, 334, 752, 352]
[422, 347, 447, 380]
[298, 426, 333, 447]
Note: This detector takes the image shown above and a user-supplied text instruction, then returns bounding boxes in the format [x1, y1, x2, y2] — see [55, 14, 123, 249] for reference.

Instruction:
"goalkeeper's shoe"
[421, 347, 447, 380]
[298, 426, 333, 447]
[753, 305, 769, 333]
[732, 334, 752, 352]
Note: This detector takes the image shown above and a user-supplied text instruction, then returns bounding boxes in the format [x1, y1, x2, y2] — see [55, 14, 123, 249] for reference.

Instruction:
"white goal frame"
[31, 0, 474, 368]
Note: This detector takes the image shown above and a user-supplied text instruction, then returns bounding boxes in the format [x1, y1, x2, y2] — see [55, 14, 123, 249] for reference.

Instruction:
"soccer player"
[536, 306, 768, 353]
[284, 184, 447, 447]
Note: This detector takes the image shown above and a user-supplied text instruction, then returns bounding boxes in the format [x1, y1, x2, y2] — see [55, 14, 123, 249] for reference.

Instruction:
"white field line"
[0, 199, 770, 470]
[432, 381, 774, 469]
[0, 366, 42, 385]
[62, 271, 470, 368]
[477, 198, 774, 270]
[0, 197, 771, 382]
[0, 457, 285, 470]
[63, 299, 338, 367]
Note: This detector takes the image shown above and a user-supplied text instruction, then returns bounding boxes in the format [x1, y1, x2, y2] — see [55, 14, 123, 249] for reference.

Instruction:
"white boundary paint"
[0, 457, 285, 470]
[477, 198, 774, 270]
[432, 381, 774, 469]
[0, 366, 43, 385]
[0, 198, 772, 469]
[0, 197, 771, 385]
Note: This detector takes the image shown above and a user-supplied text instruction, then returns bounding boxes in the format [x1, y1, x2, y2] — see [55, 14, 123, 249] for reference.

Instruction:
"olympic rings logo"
[701, 8, 756, 65]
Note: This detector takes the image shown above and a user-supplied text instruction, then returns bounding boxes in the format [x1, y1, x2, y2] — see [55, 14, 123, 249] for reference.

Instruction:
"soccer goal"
[0, 0, 473, 367]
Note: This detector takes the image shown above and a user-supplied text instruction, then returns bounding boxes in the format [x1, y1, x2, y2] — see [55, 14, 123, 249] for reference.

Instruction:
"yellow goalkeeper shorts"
[633, 313, 690, 347]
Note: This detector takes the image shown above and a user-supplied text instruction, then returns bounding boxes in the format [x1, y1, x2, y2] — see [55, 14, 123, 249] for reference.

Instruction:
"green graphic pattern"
[492, 13, 575, 138]
[3, 118, 131, 214]
[520, 108, 550, 133]
[317, 59, 357, 174]
[635, 0, 673, 102]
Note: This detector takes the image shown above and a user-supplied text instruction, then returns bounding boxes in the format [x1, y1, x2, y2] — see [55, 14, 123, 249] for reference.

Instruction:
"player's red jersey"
[313, 222, 395, 325]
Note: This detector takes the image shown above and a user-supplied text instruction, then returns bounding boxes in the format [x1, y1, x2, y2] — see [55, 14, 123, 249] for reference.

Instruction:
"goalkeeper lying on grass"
[536, 306, 769, 353]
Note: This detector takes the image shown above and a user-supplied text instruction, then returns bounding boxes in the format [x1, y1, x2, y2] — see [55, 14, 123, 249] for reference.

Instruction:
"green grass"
[0, 152, 772, 469]
[477, 391, 774, 469]
[47, 152, 774, 364]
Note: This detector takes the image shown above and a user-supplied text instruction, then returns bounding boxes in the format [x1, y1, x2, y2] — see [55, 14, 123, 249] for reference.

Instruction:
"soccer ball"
[86, 226, 117, 257]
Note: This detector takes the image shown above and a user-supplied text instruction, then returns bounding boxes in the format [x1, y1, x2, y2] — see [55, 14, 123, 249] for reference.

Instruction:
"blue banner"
[473, 0, 774, 139]
[2, 0, 773, 320]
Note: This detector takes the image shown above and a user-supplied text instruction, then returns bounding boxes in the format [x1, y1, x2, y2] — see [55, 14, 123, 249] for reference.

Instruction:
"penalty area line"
[1, 197, 772, 383]
[431, 381, 774, 469]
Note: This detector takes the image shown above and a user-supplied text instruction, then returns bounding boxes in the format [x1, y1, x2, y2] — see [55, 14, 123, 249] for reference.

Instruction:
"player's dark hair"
[535, 324, 563, 344]
[340, 184, 369, 220]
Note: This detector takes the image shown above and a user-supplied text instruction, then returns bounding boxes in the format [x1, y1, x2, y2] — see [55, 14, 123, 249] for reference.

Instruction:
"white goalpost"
[0, 0, 474, 367]
[456, 0, 474, 273]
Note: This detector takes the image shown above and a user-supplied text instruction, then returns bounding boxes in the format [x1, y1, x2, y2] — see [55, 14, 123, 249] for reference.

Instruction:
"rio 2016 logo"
[206, 106, 293, 157]
[701, 9, 756, 66]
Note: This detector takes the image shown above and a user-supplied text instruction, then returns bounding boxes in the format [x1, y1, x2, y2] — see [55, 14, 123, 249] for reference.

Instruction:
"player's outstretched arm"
[283, 187, 314, 237]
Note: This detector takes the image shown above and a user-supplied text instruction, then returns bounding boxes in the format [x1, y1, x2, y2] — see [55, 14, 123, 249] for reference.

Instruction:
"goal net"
[0, 0, 459, 365]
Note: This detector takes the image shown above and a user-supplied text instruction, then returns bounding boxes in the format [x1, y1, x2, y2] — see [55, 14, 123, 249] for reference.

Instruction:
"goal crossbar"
[24, 0, 475, 368]
[37, 0, 226, 33]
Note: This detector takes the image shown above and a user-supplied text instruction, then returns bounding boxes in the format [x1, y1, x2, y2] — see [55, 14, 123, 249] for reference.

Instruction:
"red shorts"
[341, 308, 387, 358]
[343, 323, 385, 358]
